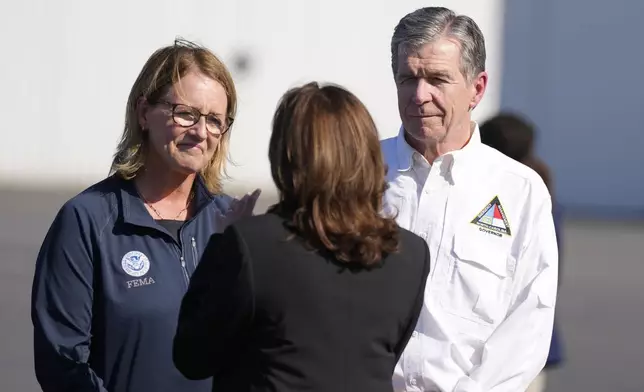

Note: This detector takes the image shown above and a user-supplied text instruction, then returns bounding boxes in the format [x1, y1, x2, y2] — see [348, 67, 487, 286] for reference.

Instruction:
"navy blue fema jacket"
[31, 174, 234, 392]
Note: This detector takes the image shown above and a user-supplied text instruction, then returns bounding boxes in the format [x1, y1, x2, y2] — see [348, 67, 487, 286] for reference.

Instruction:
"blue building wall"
[500, 0, 644, 219]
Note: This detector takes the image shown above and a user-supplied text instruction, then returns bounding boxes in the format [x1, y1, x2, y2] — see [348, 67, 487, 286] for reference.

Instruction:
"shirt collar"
[396, 125, 421, 172]
[395, 122, 482, 184]
[448, 122, 481, 184]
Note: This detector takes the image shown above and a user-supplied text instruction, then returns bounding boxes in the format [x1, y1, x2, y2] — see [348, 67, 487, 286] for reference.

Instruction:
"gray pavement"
[1, 186, 643, 391]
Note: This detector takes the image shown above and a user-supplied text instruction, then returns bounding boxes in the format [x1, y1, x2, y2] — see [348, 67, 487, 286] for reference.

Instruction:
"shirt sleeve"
[31, 202, 108, 392]
[172, 224, 254, 380]
[453, 195, 559, 392]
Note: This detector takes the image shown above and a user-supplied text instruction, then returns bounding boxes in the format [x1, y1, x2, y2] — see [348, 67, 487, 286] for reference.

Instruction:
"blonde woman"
[31, 39, 260, 392]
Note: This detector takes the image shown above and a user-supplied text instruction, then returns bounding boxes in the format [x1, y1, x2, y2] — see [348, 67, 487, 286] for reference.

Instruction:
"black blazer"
[173, 211, 430, 392]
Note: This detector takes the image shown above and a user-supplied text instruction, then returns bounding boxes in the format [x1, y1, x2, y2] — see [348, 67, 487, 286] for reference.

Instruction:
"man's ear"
[469, 71, 488, 111]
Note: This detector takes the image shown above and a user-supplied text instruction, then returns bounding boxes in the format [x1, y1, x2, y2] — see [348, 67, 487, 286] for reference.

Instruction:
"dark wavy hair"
[480, 112, 554, 193]
[268, 82, 400, 266]
[480, 112, 535, 162]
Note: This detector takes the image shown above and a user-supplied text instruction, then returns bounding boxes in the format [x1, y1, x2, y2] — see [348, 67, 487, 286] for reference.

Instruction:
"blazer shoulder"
[230, 212, 286, 239]
[397, 226, 427, 248]
[391, 227, 430, 267]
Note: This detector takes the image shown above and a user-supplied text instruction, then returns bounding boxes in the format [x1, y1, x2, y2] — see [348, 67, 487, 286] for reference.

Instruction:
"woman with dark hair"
[173, 81, 431, 392]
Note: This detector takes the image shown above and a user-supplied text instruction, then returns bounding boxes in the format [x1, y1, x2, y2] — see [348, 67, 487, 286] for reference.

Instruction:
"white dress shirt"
[382, 123, 559, 392]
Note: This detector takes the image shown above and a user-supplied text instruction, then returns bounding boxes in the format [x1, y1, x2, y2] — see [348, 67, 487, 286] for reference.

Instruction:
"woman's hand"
[216, 189, 262, 228]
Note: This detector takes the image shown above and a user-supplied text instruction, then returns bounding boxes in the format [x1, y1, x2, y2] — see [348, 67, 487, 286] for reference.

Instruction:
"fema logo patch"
[121, 251, 150, 277]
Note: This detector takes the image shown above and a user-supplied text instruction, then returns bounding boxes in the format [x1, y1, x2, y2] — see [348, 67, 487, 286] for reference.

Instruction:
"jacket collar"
[117, 174, 214, 228]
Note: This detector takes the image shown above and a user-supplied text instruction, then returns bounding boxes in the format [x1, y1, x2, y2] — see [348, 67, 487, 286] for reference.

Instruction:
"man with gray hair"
[380, 7, 559, 392]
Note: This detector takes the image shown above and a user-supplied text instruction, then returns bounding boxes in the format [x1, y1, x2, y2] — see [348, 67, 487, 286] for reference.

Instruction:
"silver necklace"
[141, 191, 195, 221]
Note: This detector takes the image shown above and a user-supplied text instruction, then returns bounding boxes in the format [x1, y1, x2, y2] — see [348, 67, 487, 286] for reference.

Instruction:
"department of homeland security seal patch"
[121, 251, 150, 277]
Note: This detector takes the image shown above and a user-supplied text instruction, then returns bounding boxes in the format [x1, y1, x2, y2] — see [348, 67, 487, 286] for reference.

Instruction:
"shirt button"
[419, 232, 427, 239]
[412, 331, 418, 337]
[410, 378, 417, 386]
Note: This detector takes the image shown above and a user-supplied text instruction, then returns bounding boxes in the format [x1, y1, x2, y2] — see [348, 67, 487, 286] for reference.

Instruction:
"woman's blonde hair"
[110, 38, 237, 194]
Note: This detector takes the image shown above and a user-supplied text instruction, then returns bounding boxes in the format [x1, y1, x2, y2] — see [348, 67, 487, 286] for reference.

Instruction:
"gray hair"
[391, 7, 486, 81]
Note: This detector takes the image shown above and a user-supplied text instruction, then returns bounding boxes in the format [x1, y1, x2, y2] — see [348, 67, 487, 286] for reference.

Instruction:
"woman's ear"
[137, 96, 149, 130]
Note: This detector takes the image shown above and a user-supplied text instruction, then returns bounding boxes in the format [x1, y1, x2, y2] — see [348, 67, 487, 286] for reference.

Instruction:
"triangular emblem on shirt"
[470, 196, 512, 236]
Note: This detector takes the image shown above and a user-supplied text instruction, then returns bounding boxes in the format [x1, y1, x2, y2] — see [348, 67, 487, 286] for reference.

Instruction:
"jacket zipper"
[191, 237, 198, 269]
[179, 254, 189, 286]
[175, 233, 189, 287]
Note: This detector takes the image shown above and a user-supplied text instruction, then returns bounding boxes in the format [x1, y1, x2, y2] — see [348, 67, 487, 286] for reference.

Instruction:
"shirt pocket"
[439, 231, 513, 327]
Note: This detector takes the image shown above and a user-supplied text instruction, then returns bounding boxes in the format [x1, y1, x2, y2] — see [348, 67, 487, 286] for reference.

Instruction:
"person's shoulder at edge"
[380, 136, 398, 156]
[380, 136, 400, 181]
[380, 135, 397, 147]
